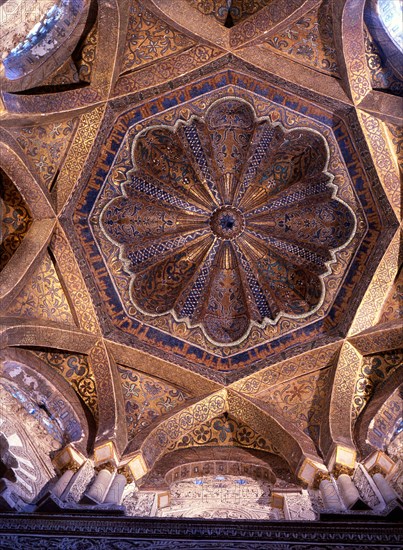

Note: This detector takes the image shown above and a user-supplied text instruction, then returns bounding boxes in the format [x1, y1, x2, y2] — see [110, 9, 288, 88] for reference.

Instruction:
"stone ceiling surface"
[0, 0, 402, 502]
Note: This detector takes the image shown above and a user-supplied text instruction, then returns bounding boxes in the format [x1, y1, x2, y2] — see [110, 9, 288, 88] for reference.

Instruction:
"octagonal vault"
[73, 69, 395, 383]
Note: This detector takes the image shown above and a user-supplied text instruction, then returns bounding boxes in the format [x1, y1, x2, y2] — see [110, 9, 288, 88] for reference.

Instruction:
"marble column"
[52, 469, 75, 500]
[373, 473, 398, 504]
[104, 473, 126, 505]
[336, 474, 363, 509]
[84, 469, 113, 504]
[319, 479, 344, 511]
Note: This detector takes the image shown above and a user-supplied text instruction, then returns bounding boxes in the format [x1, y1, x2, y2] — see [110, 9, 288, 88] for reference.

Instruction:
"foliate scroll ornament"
[357, 112, 401, 219]
[0, 171, 32, 271]
[50, 228, 100, 334]
[330, 342, 363, 450]
[65, 461, 96, 504]
[352, 349, 403, 423]
[363, 26, 403, 94]
[75, 20, 98, 83]
[342, 2, 372, 104]
[332, 463, 355, 479]
[141, 391, 227, 468]
[56, 105, 106, 213]
[353, 464, 382, 509]
[121, 2, 194, 74]
[264, 1, 340, 77]
[100, 98, 355, 345]
[348, 229, 400, 337]
[88, 341, 120, 447]
[284, 491, 317, 520]
[34, 350, 98, 422]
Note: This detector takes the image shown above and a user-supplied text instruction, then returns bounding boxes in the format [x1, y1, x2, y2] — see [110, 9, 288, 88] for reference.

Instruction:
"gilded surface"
[56, 105, 106, 213]
[352, 349, 403, 422]
[141, 390, 227, 467]
[255, 366, 334, 450]
[98, 97, 355, 345]
[363, 25, 403, 95]
[367, 386, 402, 451]
[0, 0, 401, 502]
[87, 340, 121, 444]
[263, 1, 339, 77]
[84, 78, 376, 373]
[348, 229, 401, 336]
[186, 0, 271, 25]
[50, 227, 100, 334]
[75, 20, 98, 83]
[31, 349, 99, 422]
[233, 343, 340, 396]
[327, 342, 362, 450]
[358, 112, 401, 219]
[168, 414, 278, 454]
[118, 364, 189, 439]
[121, 2, 194, 74]
[10, 119, 78, 190]
[379, 265, 403, 325]
[7, 251, 75, 326]
[0, 170, 32, 271]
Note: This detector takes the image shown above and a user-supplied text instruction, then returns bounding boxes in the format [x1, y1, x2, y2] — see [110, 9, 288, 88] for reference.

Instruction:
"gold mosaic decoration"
[263, 1, 339, 76]
[379, 265, 403, 325]
[75, 20, 98, 83]
[348, 229, 401, 336]
[0, 0, 401, 501]
[187, 0, 271, 25]
[10, 119, 79, 190]
[42, 58, 80, 87]
[55, 105, 106, 212]
[234, 343, 340, 396]
[168, 414, 278, 454]
[367, 386, 402, 450]
[363, 25, 403, 94]
[256, 367, 334, 449]
[50, 228, 100, 334]
[0, 169, 32, 272]
[31, 349, 99, 422]
[385, 123, 403, 175]
[358, 112, 401, 219]
[7, 250, 75, 326]
[118, 364, 189, 440]
[352, 349, 403, 422]
[121, 1, 195, 75]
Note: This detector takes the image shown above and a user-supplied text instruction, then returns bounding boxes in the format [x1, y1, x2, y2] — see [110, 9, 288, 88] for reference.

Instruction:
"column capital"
[362, 450, 397, 477]
[327, 445, 356, 478]
[94, 441, 120, 468]
[297, 458, 328, 488]
[125, 451, 148, 482]
[52, 445, 86, 473]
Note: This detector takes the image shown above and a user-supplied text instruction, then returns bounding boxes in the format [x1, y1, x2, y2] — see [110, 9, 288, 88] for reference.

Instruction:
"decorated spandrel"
[100, 98, 355, 345]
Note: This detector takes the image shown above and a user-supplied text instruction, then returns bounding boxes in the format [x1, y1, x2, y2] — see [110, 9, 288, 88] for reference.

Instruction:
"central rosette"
[210, 206, 245, 240]
[100, 98, 355, 345]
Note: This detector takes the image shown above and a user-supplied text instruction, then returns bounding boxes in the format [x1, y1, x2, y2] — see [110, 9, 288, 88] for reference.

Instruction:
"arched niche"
[0, 347, 92, 454]
[0, 388, 60, 510]
[0, 0, 91, 92]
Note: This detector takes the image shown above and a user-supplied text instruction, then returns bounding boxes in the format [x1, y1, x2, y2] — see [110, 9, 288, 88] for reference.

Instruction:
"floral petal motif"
[238, 128, 327, 212]
[206, 99, 255, 204]
[201, 242, 250, 344]
[131, 236, 214, 315]
[133, 127, 216, 211]
[248, 198, 355, 252]
[101, 98, 356, 345]
[101, 195, 208, 248]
